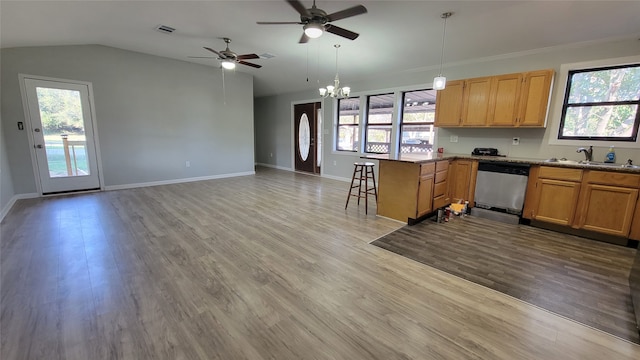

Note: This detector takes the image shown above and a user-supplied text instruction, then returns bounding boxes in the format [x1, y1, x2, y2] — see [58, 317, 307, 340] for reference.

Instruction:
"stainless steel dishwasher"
[472, 161, 530, 223]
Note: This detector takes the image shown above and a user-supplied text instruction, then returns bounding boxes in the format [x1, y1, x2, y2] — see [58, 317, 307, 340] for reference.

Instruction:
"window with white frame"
[336, 97, 359, 152]
[558, 63, 640, 142]
[365, 93, 394, 154]
[399, 89, 437, 154]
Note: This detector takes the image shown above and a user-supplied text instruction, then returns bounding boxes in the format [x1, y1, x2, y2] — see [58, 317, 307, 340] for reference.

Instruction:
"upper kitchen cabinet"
[517, 69, 554, 127]
[461, 77, 492, 127]
[435, 69, 554, 128]
[434, 80, 464, 126]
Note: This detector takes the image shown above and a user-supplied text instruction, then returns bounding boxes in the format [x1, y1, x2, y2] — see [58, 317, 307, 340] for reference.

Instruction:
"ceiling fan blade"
[238, 61, 262, 69]
[325, 24, 359, 40]
[299, 32, 309, 44]
[204, 47, 222, 57]
[256, 21, 302, 25]
[286, 0, 310, 17]
[326, 5, 367, 22]
[237, 54, 260, 60]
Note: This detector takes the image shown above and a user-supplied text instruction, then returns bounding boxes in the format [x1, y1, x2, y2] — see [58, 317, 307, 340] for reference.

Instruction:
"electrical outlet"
[512, 137, 520, 145]
[185, 161, 190, 168]
[270, 152, 273, 158]
[450, 135, 458, 143]
[333, 160, 337, 166]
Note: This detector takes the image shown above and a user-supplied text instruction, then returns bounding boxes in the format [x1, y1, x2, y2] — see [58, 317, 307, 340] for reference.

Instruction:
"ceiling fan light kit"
[221, 60, 236, 70]
[257, 0, 367, 43]
[433, 12, 453, 91]
[303, 23, 324, 38]
[319, 44, 351, 98]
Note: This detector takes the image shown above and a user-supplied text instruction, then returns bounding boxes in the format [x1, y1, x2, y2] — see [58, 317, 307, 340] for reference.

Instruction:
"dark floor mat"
[370, 215, 639, 343]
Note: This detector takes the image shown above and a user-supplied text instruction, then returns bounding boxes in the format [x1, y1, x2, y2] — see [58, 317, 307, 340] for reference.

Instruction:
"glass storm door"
[23, 78, 101, 194]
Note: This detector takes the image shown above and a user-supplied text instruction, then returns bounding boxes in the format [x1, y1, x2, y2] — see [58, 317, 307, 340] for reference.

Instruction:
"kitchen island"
[363, 153, 457, 224]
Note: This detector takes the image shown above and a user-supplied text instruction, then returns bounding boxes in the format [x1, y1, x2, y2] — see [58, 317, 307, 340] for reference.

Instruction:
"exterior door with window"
[294, 102, 321, 174]
[23, 77, 101, 194]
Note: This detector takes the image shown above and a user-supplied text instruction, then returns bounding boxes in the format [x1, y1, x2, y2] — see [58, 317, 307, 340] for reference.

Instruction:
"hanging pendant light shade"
[433, 12, 453, 90]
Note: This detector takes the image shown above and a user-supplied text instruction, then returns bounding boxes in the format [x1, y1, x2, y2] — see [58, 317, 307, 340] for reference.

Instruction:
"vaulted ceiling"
[2, 1, 640, 97]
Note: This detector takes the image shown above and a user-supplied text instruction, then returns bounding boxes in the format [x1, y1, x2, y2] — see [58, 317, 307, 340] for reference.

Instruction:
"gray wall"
[254, 37, 640, 180]
[1, 45, 255, 193]
[0, 112, 15, 215]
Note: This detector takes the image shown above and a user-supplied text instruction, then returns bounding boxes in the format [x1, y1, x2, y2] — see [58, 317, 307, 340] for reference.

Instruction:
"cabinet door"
[448, 160, 472, 204]
[417, 173, 435, 217]
[517, 69, 553, 127]
[533, 179, 581, 226]
[461, 77, 492, 127]
[575, 184, 638, 237]
[434, 80, 464, 127]
[630, 196, 640, 241]
[488, 73, 522, 126]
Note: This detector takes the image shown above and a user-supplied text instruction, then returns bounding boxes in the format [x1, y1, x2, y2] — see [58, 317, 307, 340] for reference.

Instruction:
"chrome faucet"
[577, 145, 593, 162]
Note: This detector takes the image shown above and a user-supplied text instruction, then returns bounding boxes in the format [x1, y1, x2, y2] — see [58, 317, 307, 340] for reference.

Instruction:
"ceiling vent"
[155, 25, 176, 34]
[259, 53, 276, 59]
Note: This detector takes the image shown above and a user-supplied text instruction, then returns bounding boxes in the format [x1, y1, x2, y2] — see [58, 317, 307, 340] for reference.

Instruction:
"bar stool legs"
[345, 162, 378, 214]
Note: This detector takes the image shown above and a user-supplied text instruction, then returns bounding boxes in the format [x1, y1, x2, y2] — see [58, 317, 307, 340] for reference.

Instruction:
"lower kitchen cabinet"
[417, 169, 435, 217]
[524, 165, 640, 239]
[376, 160, 447, 224]
[533, 178, 581, 226]
[448, 159, 477, 205]
[574, 172, 640, 237]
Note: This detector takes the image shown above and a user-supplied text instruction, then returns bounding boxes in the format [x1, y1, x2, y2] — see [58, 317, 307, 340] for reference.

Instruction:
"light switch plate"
[450, 135, 458, 143]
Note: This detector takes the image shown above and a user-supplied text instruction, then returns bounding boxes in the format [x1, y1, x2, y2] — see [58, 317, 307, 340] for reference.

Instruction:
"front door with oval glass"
[294, 102, 321, 174]
[22, 77, 102, 194]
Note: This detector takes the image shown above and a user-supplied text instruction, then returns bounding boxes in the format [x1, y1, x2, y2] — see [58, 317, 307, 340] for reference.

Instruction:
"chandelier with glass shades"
[319, 44, 351, 98]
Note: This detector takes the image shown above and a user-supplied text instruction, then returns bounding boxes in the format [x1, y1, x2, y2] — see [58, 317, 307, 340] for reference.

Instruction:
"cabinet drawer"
[434, 181, 447, 197]
[434, 171, 447, 184]
[433, 195, 449, 209]
[539, 166, 582, 182]
[421, 162, 436, 175]
[584, 170, 640, 188]
[436, 161, 449, 172]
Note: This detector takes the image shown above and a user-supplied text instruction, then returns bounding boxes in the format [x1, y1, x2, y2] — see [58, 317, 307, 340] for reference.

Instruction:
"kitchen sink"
[544, 158, 580, 164]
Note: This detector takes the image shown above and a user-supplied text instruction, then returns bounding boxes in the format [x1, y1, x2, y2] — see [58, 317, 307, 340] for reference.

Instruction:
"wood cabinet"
[517, 69, 554, 127]
[447, 159, 478, 205]
[461, 77, 492, 127]
[416, 163, 435, 217]
[435, 69, 554, 128]
[525, 166, 582, 226]
[574, 171, 640, 237]
[434, 80, 464, 126]
[488, 73, 522, 126]
[433, 160, 450, 209]
[524, 166, 640, 238]
[377, 160, 447, 224]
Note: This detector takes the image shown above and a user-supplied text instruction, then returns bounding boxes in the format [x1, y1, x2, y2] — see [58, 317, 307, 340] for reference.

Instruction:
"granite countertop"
[362, 153, 640, 174]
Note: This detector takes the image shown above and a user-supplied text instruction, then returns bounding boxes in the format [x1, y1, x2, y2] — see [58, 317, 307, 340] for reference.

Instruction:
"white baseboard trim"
[1, 192, 39, 222]
[256, 163, 293, 171]
[104, 171, 256, 191]
[321, 174, 352, 183]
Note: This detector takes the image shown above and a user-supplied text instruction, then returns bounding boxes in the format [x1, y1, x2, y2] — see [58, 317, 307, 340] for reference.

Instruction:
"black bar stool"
[345, 162, 378, 214]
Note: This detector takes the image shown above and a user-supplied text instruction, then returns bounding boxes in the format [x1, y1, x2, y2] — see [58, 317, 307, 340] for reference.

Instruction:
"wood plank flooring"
[2, 167, 640, 359]
[371, 215, 639, 343]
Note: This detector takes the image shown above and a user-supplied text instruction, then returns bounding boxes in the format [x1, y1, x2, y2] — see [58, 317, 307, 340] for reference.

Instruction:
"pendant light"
[319, 44, 351, 98]
[433, 12, 453, 90]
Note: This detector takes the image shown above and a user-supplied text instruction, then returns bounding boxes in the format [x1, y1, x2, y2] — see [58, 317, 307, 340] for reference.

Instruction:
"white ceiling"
[2, 1, 640, 97]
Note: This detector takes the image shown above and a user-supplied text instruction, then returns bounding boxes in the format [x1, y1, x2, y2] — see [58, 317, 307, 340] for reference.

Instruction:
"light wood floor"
[1, 167, 639, 359]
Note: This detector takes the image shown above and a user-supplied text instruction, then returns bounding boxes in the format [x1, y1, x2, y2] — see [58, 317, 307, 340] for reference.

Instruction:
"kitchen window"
[336, 97, 360, 152]
[399, 89, 437, 154]
[364, 93, 394, 154]
[558, 63, 640, 142]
